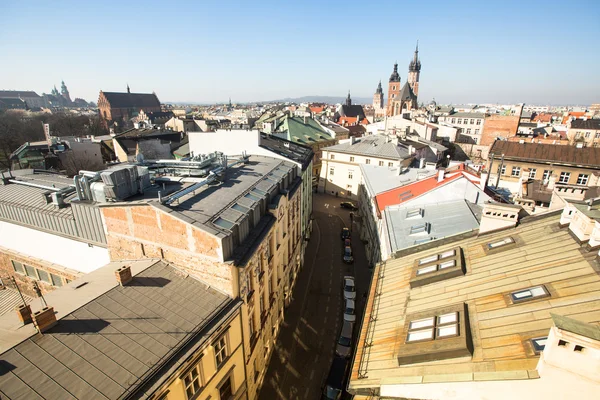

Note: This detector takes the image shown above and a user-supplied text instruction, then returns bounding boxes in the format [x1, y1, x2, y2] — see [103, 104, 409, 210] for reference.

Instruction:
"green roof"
[551, 313, 600, 341]
[278, 116, 333, 145]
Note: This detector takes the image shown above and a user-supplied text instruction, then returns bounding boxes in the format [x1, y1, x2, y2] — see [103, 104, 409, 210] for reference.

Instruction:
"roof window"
[487, 237, 514, 250]
[406, 208, 423, 219]
[530, 337, 547, 354]
[510, 285, 549, 303]
[214, 217, 234, 230]
[410, 248, 463, 288]
[409, 222, 430, 235]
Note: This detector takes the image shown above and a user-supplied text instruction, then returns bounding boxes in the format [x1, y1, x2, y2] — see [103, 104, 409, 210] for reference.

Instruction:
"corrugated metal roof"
[0, 261, 233, 400]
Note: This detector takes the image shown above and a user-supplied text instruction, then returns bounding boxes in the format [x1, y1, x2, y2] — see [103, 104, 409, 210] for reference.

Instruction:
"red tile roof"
[373, 164, 481, 215]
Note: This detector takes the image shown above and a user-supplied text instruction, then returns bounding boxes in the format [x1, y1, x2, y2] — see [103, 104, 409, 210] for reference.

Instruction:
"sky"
[1, 0, 599, 105]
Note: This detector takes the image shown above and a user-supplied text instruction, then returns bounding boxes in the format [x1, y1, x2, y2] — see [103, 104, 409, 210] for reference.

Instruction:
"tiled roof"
[337, 104, 365, 119]
[0, 261, 234, 400]
[101, 91, 160, 109]
[351, 210, 600, 393]
[490, 140, 600, 168]
[0, 90, 40, 98]
[570, 119, 600, 130]
[323, 135, 412, 160]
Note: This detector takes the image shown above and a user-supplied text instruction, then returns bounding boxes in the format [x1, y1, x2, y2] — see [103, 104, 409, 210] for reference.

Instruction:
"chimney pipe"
[437, 168, 445, 183]
[115, 265, 133, 286]
[33, 306, 57, 333]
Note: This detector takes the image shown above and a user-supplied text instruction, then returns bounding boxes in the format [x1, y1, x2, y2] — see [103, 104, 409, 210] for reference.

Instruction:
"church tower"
[60, 81, 71, 103]
[407, 42, 421, 97]
[373, 80, 384, 111]
[386, 63, 400, 116]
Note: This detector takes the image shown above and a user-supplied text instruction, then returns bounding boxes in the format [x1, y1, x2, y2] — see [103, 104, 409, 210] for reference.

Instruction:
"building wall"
[480, 115, 520, 146]
[439, 115, 485, 144]
[566, 126, 600, 147]
[151, 306, 247, 400]
[319, 149, 406, 200]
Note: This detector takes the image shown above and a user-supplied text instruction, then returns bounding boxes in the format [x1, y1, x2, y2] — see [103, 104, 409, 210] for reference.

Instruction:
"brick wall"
[481, 115, 520, 146]
[0, 247, 81, 297]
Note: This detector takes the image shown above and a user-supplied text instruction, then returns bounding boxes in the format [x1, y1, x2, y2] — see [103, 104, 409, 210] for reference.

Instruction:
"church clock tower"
[373, 80, 384, 111]
[407, 42, 421, 97]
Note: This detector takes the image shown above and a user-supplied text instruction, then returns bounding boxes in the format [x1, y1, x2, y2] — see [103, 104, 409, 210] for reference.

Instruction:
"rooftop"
[384, 200, 481, 253]
[360, 165, 437, 196]
[0, 90, 40, 99]
[570, 119, 600, 130]
[0, 259, 235, 400]
[448, 111, 487, 119]
[324, 135, 413, 160]
[351, 210, 600, 392]
[100, 91, 161, 109]
[275, 116, 334, 145]
[490, 140, 600, 168]
[258, 132, 314, 170]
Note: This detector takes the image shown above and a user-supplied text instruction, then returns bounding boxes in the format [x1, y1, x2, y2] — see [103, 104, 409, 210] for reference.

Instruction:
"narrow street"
[259, 193, 372, 400]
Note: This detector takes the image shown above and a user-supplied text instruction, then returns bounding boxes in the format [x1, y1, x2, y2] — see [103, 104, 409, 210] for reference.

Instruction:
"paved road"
[258, 193, 372, 400]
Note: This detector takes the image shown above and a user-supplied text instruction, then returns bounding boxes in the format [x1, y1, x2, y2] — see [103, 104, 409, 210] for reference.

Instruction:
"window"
[451, 118, 455, 123]
[511, 166, 521, 177]
[409, 223, 430, 235]
[37, 269, 51, 284]
[214, 335, 228, 367]
[457, 119, 462, 124]
[595, 133, 600, 139]
[416, 259, 456, 276]
[417, 249, 455, 265]
[529, 168, 537, 179]
[348, 170, 353, 179]
[558, 339, 568, 347]
[24, 265, 37, 278]
[543, 170, 553, 181]
[346, 184, 352, 189]
[330, 154, 335, 159]
[184, 363, 202, 399]
[577, 174, 589, 185]
[476, 119, 481, 125]
[558, 172, 571, 183]
[329, 168, 334, 176]
[574, 345, 584, 352]
[510, 285, 549, 303]
[254, 357, 260, 381]
[500, 165, 506, 175]
[349, 156, 355, 162]
[366, 159, 371, 164]
[531, 337, 547, 354]
[248, 310, 255, 338]
[218, 375, 233, 400]
[406, 311, 459, 342]
[585, 132, 591, 138]
[379, 161, 384, 166]
[466, 128, 471, 134]
[470, 119, 474, 124]
[406, 208, 423, 219]
[487, 237, 514, 250]
[388, 162, 393, 167]
[11, 260, 25, 274]
[475, 129, 480, 135]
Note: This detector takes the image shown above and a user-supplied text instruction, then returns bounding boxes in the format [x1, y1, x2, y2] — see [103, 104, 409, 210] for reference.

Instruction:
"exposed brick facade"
[481, 115, 520, 146]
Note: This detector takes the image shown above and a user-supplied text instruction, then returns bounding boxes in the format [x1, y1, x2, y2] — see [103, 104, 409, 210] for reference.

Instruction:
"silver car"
[343, 276, 356, 300]
[344, 299, 356, 322]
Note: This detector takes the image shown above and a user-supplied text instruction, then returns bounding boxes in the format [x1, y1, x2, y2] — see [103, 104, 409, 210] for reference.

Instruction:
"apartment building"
[487, 141, 600, 195]
[319, 136, 420, 200]
[0, 259, 248, 400]
[349, 206, 600, 399]
[0, 170, 110, 297]
[567, 119, 600, 147]
[96, 154, 303, 400]
[438, 112, 485, 144]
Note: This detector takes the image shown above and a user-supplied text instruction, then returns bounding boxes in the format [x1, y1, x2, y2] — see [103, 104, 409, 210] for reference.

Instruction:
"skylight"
[214, 217, 234, 230]
[409, 223, 430, 235]
[406, 208, 423, 219]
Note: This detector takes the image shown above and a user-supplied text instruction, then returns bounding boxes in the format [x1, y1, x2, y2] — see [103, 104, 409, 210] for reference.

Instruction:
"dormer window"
[409, 222, 430, 235]
[410, 248, 463, 288]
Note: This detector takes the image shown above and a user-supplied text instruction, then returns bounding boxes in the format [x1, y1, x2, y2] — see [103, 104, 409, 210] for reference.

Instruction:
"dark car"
[344, 238, 351, 247]
[343, 246, 354, 264]
[340, 202, 358, 211]
[322, 356, 349, 400]
[341, 227, 351, 240]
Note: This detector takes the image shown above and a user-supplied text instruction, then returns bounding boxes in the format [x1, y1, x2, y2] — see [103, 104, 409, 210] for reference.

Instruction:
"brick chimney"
[115, 265, 133, 286]
[15, 304, 33, 324]
[33, 306, 57, 333]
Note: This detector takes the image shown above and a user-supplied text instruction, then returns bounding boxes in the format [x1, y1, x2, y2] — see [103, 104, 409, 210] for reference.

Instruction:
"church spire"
[409, 41, 421, 72]
[346, 91, 352, 106]
[389, 62, 400, 82]
[376, 80, 383, 94]
[127, 84, 131, 93]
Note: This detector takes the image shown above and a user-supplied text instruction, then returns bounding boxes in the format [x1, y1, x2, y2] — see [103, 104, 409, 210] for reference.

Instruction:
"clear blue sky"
[1, 0, 599, 105]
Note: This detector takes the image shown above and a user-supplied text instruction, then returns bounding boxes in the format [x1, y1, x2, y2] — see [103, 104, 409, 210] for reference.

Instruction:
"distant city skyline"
[1, 0, 599, 106]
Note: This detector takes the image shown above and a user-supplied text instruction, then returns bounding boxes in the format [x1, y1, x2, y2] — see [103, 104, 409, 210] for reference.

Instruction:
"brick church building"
[98, 85, 161, 127]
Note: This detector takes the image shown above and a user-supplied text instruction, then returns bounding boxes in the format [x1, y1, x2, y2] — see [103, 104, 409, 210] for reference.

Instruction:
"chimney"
[304, 115, 307, 124]
[437, 168, 445, 182]
[479, 203, 522, 234]
[15, 304, 33, 324]
[115, 265, 133, 286]
[33, 306, 57, 333]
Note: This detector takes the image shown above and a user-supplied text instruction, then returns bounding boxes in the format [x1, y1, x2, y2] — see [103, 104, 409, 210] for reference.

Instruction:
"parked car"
[343, 246, 354, 264]
[322, 356, 349, 400]
[340, 201, 358, 211]
[344, 238, 351, 247]
[335, 319, 355, 358]
[344, 299, 356, 322]
[341, 227, 351, 240]
[343, 276, 356, 300]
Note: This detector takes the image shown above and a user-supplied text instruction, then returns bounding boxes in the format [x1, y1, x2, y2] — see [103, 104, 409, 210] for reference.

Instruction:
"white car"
[344, 299, 356, 322]
[343, 276, 356, 300]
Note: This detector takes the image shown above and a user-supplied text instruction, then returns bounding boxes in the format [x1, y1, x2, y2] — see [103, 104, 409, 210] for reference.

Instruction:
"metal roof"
[361, 165, 437, 196]
[490, 140, 600, 168]
[324, 135, 412, 160]
[0, 260, 234, 400]
[384, 199, 481, 254]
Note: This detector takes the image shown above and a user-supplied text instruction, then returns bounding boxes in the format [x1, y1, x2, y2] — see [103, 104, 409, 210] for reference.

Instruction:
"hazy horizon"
[1, 0, 599, 106]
